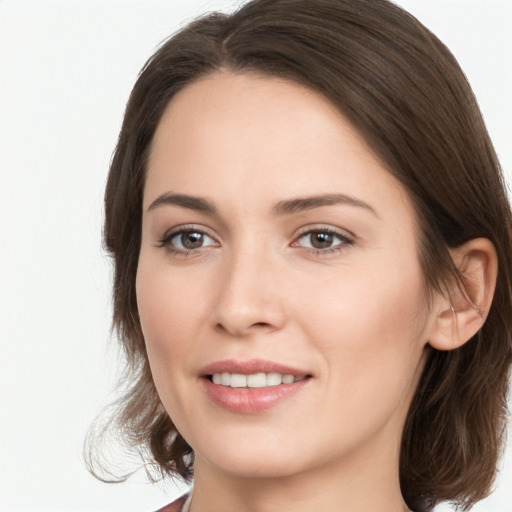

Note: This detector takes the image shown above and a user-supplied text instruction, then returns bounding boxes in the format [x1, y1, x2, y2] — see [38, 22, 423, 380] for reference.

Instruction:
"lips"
[200, 359, 312, 413]
[201, 358, 309, 376]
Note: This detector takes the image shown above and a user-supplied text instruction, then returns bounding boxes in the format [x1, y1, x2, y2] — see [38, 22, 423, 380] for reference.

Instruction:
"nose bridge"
[212, 234, 285, 336]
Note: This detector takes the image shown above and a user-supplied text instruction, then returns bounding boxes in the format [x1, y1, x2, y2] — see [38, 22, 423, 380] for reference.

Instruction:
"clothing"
[155, 493, 191, 512]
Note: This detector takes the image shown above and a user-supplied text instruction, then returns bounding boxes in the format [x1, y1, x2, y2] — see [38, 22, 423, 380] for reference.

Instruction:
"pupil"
[182, 232, 203, 249]
[311, 232, 333, 249]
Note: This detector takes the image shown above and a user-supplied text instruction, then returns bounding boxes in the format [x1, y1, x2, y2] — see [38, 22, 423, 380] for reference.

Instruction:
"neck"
[189, 442, 411, 512]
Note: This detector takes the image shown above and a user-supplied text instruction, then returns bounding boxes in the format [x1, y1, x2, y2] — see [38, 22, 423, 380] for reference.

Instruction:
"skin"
[136, 72, 485, 512]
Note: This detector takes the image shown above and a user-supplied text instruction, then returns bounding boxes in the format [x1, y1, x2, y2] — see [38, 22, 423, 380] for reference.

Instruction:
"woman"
[89, 1, 512, 511]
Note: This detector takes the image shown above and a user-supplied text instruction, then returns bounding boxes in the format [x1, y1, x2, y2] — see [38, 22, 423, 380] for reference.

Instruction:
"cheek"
[300, 270, 429, 449]
[303, 259, 429, 394]
[135, 258, 214, 431]
[135, 259, 205, 379]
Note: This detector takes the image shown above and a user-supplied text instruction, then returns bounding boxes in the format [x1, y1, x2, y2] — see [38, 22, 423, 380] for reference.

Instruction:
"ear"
[428, 238, 498, 351]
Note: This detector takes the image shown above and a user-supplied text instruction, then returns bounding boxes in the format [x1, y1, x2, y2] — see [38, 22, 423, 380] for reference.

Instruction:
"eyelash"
[156, 225, 354, 257]
[156, 225, 218, 257]
[292, 226, 353, 255]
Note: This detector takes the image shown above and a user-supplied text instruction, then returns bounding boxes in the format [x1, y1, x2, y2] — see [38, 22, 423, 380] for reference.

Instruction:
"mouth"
[199, 359, 312, 413]
[208, 372, 309, 388]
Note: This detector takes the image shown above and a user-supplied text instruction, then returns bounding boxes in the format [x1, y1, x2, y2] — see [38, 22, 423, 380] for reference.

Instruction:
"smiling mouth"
[201, 362, 312, 412]
[208, 372, 310, 388]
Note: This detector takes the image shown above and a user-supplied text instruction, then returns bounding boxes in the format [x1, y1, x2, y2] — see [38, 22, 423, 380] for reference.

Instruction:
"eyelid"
[292, 224, 355, 242]
[154, 223, 354, 256]
[290, 224, 355, 254]
[156, 224, 220, 252]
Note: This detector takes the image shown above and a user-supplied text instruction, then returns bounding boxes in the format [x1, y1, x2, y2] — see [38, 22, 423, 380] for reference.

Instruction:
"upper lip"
[200, 359, 311, 377]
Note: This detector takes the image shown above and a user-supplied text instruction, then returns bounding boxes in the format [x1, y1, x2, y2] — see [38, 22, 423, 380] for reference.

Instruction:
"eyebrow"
[147, 192, 377, 217]
[272, 193, 378, 217]
[148, 192, 217, 214]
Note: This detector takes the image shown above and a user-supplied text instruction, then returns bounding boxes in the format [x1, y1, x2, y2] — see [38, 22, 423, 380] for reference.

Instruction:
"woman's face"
[137, 72, 438, 480]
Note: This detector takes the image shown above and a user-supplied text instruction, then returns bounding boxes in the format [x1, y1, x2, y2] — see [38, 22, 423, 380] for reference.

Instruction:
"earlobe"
[428, 238, 498, 351]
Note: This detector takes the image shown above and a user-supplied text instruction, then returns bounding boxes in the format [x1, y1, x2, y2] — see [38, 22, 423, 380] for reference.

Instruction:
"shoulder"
[154, 493, 190, 512]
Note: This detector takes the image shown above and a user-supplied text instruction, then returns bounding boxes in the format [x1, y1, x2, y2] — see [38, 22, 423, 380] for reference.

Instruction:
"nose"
[211, 245, 287, 338]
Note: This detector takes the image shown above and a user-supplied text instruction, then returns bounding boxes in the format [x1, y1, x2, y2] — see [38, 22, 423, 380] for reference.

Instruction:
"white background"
[1, 1, 511, 511]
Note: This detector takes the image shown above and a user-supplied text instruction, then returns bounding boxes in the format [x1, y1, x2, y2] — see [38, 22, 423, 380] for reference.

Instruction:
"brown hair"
[87, 1, 512, 510]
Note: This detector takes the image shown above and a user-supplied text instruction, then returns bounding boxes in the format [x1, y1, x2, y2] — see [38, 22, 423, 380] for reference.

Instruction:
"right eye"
[158, 228, 218, 254]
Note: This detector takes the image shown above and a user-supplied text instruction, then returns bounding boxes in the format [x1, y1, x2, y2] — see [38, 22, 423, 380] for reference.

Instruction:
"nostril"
[214, 318, 281, 338]
[252, 322, 270, 328]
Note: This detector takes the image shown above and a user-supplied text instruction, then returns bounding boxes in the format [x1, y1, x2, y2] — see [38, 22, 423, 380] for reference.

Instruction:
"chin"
[205, 450, 309, 480]
[190, 429, 311, 479]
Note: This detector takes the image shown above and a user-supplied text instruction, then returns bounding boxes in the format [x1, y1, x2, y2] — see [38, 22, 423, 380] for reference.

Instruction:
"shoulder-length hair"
[87, 1, 512, 510]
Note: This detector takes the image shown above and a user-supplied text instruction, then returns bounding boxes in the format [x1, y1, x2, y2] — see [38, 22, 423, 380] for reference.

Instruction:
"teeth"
[211, 372, 303, 388]
[230, 374, 247, 388]
[282, 374, 295, 384]
[247, 373, 267, 388]
[266, 372, 282, 386]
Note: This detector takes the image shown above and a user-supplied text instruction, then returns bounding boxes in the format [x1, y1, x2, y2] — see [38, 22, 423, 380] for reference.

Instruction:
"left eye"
[169, 230, 217, 250]
[296, 230, 349, 250]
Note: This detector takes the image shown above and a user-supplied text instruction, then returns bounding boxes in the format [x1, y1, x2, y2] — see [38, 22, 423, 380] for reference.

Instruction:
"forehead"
[145, 71, 414, 223]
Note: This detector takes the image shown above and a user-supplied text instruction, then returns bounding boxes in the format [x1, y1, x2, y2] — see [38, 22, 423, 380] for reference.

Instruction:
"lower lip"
[202, 377, 311, 413]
